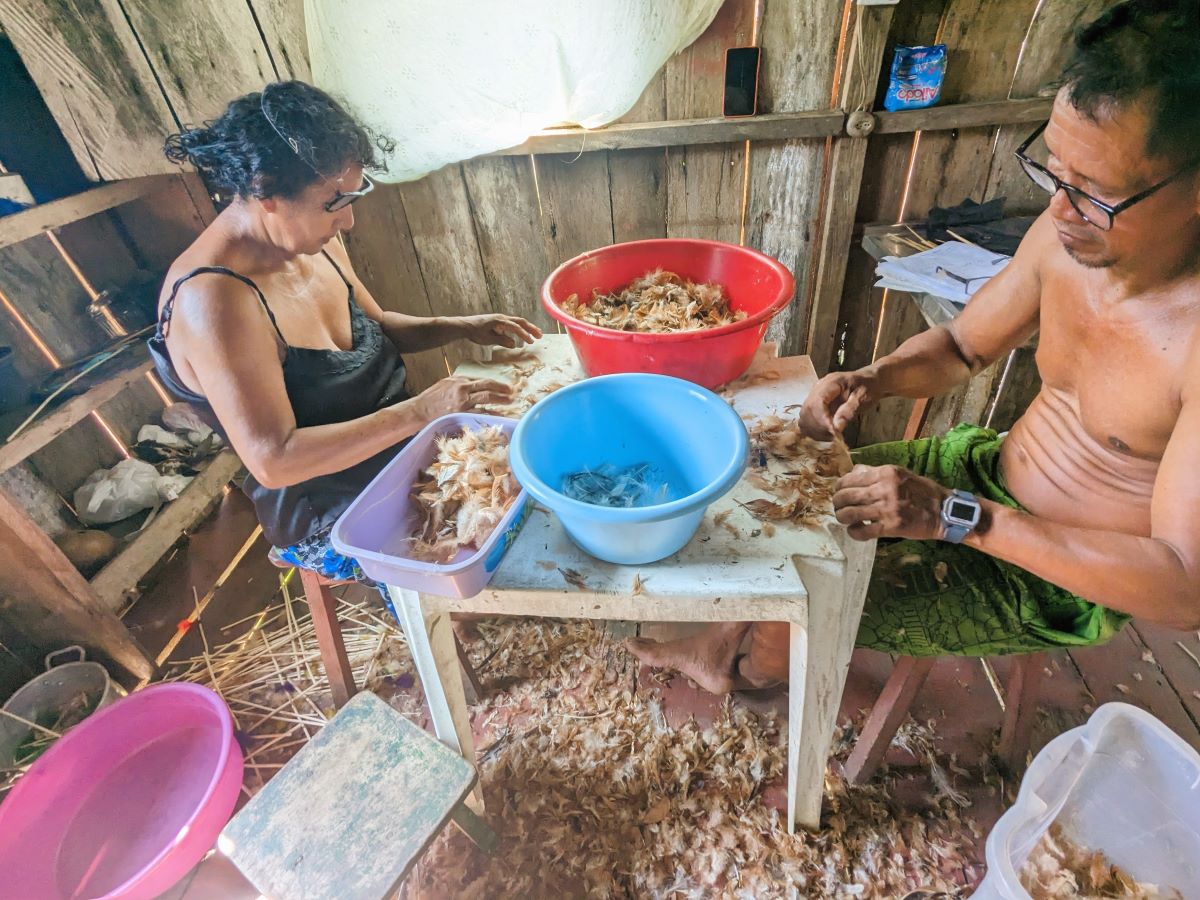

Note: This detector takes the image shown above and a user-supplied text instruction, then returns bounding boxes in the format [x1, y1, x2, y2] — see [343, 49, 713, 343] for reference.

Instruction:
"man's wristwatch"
[940, 489, 981, 543]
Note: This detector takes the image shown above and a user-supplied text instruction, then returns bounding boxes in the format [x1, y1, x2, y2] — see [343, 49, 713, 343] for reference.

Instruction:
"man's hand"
[456, 314, 542, 349]
[833, 464, 950, 541]
[797, 371, 874, 440]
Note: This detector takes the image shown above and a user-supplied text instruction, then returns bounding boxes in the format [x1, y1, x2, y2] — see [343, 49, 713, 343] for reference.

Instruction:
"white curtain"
[305, 0, 723, 182]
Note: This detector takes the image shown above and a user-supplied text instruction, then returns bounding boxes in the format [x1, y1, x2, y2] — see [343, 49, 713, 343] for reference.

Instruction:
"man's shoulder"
[1014, 211, 1061, 269]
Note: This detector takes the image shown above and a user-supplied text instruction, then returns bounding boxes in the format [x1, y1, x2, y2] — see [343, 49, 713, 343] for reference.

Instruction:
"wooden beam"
[608, 58, 668, 245]
[874, 97, 1052, 134]
[397, 168, 497, 376]
[806, 4, 896, 377]
[91, 450, 243, 611]
[0, 175, 177, 251]
[484, 98, 1051, 159]
[0, 485, 154, 684]
[461, 156, 553, 329]
[490, 110, 846, 156]
[0, 349, 154, 475]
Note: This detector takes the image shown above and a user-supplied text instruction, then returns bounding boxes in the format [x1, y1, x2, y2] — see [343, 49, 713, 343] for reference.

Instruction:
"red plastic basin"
[542, 239, 795, 389]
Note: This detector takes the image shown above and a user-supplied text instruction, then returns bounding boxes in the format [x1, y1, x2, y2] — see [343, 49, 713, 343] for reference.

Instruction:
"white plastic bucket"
[975, 702, 1200, 898]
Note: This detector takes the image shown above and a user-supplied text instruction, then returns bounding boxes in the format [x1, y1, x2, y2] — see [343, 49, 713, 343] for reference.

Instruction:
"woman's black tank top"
[147, 251, 410, 547]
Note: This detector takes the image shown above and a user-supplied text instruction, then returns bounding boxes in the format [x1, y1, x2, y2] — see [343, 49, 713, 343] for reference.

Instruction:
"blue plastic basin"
[509, 373, 749, 565]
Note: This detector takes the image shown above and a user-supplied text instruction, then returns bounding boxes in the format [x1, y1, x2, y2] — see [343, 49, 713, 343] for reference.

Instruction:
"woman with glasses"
[151, 80, 540, 592]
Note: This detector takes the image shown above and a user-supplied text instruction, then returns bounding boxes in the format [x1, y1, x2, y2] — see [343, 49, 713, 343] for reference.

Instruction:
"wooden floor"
[136, 491, 1200, 896]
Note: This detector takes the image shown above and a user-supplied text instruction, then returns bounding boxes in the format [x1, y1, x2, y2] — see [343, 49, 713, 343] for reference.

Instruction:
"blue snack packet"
[883, 44, 947, 112]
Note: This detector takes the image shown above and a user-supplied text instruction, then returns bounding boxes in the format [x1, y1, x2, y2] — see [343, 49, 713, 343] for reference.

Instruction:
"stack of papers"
[875, 241, 1010, 306]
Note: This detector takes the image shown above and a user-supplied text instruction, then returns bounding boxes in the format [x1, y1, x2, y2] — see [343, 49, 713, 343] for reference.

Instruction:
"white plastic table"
[388, 336, 875, 832]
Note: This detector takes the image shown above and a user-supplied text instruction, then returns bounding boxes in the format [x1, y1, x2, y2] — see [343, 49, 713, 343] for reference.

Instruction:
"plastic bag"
[156, 474, 193, 502]
[161, 403, 222, 447]
[137, 424, 190, 450]
[74, 459, 162, 525]
[883, 44, 947, 112]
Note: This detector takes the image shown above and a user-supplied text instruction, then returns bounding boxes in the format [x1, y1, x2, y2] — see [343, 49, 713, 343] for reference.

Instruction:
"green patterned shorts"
[851, 424, 1128, 657]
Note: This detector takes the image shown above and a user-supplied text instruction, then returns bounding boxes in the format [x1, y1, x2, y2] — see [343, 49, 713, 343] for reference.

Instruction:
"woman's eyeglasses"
[1015, 121, 1198, 231]
[325, 173, 374, 212]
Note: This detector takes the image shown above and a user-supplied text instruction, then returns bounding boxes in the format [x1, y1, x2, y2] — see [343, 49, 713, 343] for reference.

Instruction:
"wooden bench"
[845, 651, 1049, 782]
[220, 690, 496, 900]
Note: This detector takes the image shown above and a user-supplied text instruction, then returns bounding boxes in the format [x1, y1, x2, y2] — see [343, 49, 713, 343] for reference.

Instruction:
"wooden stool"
[844, 651, 1049, 783]
[295, 567, 359, 709]
[220, 691, 497, 900]
[270, 557, 485, 710]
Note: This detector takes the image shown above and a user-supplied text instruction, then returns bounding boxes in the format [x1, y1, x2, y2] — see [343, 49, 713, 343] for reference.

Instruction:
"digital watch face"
[948, 500, 976, 522]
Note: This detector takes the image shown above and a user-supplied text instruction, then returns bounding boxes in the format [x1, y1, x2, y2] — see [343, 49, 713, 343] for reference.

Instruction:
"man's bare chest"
[1034, 285, 1194, 460]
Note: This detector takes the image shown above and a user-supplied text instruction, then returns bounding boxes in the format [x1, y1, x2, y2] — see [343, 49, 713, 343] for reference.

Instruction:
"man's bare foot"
[624, 623, 752, 695]
[731, 655, 784, 692]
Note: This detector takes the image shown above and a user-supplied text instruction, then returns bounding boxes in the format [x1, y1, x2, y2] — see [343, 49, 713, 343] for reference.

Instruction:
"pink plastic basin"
[0, 683, 243, 900]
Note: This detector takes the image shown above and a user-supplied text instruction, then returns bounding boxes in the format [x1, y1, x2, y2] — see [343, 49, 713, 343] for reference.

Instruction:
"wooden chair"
[844, 651, 1049, 783]
[220, 690, 497, 900]
[270, 557, 485, 709]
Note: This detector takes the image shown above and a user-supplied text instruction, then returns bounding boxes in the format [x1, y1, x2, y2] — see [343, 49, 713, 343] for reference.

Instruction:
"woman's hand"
[796, 371, 874, 440]
[456, 314, 542, 349]
[412, 376, 515, 421]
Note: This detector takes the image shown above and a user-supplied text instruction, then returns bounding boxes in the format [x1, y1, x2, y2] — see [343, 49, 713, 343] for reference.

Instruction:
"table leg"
[786, 618, 812, 832]
[788, 541, 877, 831]
[389, 587, 481, 808]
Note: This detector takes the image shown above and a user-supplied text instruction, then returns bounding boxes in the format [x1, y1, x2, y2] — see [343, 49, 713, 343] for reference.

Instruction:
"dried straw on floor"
[164, 578, 422, 792]
[168, 594, 980, 896]
[407, 620, 979, 899]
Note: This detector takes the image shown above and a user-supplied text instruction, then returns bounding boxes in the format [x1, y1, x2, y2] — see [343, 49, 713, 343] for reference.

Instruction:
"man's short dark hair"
[1063, 0, 1200, 166]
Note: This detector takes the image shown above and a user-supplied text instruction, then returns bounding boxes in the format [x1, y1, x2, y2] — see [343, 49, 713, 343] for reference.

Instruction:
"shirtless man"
[628, 0, 1200, 693]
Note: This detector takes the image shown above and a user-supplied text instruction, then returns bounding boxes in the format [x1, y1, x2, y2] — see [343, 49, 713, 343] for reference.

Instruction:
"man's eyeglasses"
[1015, 121, 1199, 231]
[325, 172, 374, 212]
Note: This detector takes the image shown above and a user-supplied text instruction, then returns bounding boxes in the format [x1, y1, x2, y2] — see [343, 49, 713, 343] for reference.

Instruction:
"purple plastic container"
[331, 413, 530, 598]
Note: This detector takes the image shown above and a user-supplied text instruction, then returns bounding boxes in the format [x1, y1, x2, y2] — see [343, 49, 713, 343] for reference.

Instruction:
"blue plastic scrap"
[562, 463, 671, 508]
[883, 44, 947, 112]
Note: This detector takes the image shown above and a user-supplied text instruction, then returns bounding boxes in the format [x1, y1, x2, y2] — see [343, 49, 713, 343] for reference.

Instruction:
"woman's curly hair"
[164, 81, 393, 200]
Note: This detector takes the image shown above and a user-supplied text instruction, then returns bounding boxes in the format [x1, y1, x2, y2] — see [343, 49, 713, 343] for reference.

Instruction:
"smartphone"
[723, 47, 761, 118]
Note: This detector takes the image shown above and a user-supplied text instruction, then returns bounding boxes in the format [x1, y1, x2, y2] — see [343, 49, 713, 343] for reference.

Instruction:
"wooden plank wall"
[0, 173, 215, 498]
[3, 0, 1117, 439]
[342, 0, 848, 390]
[844, 0, 1118, 445]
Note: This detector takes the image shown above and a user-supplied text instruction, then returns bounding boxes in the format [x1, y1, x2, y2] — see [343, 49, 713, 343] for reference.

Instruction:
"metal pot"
[0, 646, 124, 768]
